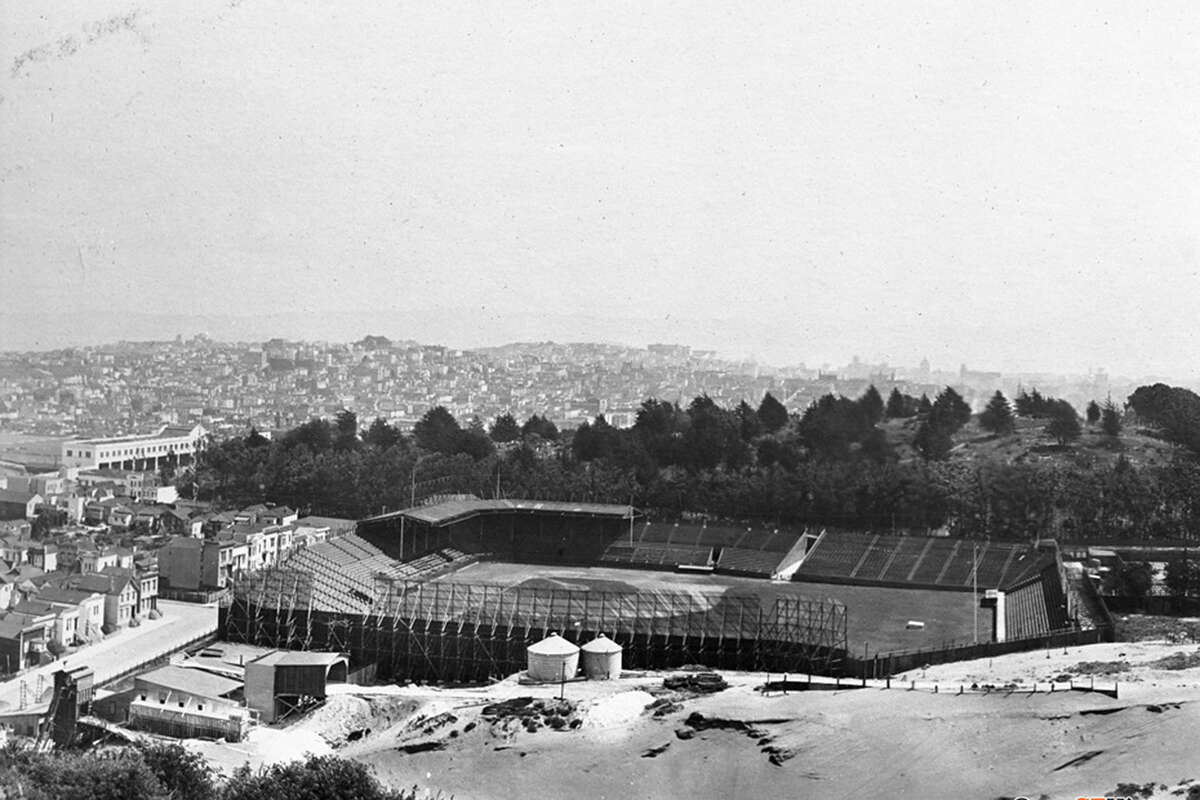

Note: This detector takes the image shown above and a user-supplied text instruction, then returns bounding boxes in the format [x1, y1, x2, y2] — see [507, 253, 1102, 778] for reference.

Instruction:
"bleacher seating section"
[270, 534, 476, 614]
[795, 530, 1053, 592]
[596, 522, 802, 577]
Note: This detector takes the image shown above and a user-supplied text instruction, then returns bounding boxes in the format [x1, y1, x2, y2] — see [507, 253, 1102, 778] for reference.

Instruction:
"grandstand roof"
[363, 499, 636, 527]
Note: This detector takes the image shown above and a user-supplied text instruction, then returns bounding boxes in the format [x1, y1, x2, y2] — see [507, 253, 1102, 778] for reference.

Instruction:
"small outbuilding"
[244, 650, 349, 723]
[526, 632, 579, 682]
[580, 634, 622, 680]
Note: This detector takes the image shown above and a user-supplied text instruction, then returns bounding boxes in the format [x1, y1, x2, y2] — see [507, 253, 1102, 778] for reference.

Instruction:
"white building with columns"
[60, 424, 207, 471]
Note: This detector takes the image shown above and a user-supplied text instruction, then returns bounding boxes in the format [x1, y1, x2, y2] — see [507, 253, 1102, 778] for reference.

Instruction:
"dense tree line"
[179, 385, 1200, 543]
[0, 743, 424, 800]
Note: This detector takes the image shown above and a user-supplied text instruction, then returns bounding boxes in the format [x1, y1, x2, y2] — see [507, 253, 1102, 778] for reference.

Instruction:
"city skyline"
[2, 1, 1198, 379]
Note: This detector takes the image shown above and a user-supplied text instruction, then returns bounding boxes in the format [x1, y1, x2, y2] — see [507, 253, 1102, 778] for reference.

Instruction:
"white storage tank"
[526, 633, 580, 682]
[580, 634, 623, 680]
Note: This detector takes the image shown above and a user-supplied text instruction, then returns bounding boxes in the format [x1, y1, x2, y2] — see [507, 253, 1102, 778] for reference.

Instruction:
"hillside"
[178, 640, 1200, 800]
[883, 415, 1186, 471]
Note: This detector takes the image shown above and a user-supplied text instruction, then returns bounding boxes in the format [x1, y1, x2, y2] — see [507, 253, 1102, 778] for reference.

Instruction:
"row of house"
[157, 507, 352, 592]
[0, 532, 158, 673]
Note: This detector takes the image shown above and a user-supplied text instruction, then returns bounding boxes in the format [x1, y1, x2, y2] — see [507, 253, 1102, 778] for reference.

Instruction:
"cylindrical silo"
[580, 634, 623, 680]
[526, 633, 580, 682]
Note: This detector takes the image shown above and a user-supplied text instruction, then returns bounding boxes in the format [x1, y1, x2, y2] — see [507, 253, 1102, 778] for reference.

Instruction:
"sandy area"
[184, 641, 1200, 800]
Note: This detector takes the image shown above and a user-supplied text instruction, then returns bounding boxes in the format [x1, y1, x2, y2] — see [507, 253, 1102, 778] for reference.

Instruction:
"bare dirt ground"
[183, 640, 1200, 800]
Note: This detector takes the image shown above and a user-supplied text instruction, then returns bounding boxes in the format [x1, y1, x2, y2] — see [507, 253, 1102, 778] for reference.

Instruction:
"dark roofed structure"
[364, 498, 636, 527]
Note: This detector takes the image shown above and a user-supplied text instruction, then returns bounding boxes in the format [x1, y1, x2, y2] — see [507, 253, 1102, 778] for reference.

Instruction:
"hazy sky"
[1, 1, 1198, 375]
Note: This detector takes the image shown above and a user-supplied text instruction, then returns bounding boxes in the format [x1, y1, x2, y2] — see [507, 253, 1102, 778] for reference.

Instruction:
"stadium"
[220, 497, 1114, 682]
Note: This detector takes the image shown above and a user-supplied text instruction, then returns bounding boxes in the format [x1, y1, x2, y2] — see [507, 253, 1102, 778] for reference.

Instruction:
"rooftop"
[136, 664, 242, 700]
[364, 498, 637, 527]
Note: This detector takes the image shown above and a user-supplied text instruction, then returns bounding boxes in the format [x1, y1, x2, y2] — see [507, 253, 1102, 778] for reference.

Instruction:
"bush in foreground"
[0, 745, 438, 800]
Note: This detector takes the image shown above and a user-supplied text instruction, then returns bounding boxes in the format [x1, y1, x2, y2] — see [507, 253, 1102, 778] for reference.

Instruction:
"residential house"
[26, 542, 57, 572]
[101, 565, 158, 617]
[262, 506, 298, 526]
[66, 573, 138, 631]
[162, 509, 203, 538]
[34, 584, 105, 644]
[158, 536, 248, 591]
[0, 490, 42, 521]
[77, 545, 121, 574]
[0, 564, 46, 610]
[0, 615, 47, 672]
[2, 601, 57, 666]
[108, 503, 135, 529]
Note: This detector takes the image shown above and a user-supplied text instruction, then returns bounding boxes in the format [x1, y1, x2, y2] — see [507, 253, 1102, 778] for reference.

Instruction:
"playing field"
[436, 562, 988, 656]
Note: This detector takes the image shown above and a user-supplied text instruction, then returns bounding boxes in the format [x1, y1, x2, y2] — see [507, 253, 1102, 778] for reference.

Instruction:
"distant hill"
[882, 415, 1183, 470]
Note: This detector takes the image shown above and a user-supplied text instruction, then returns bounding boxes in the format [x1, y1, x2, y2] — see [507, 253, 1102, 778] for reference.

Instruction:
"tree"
[917, 394, 933, 416]
[222, 753, 415, 800]
[857, 385, 884, 425]
[1045, 400, 1082, 446]
[1165, 556, 1200, 599]
[1111, 562, 1153, 597]
[246, 427, 270, 448]
[334, 409, 358, 451]
[914, 418, 954, 460]
[490, 413, 522, 443]
[1086, 400, 1101, 425]
[796, 394, 873, 458]
[1100, 399, 1123, 437]
[362, 417, 404, 450]
[734, 400, 762, 441]
[283, 418, 334, 452]
[413, 406, 461, 454]
[931, 387, 971, 431]
[522, 414, 560, 442]
[139, 743, 215, 800]
[979, 391, 1015, 435]
[885, 388, 917, 419]
[756, 392, 789, 433]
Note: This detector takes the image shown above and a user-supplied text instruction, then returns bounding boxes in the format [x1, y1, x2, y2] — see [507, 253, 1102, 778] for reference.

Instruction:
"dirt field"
[438, 561, 985, 655]
[174, 635, 1200, 800]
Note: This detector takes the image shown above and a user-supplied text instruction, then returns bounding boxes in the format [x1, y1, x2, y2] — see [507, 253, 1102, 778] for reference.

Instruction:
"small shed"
[244, 650, 349, 723]
[580, 634, 622, 680]
[526, 633, 579, 682]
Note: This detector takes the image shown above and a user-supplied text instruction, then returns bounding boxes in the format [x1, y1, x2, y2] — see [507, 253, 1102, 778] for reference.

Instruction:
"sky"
[1, 1, 1198, 376]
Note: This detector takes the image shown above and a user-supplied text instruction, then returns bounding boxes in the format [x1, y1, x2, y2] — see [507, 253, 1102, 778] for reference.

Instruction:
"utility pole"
[973, 542, 979, 644]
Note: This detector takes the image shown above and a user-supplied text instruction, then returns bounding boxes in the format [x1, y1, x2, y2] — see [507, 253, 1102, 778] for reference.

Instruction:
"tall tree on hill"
[1015, 388, 1053, 418]
[914, 418, 954, 460]
[1045, 400, 1082, 445]
[245, 427, 270, 448]
[413, 406, 461, 453]
[682, 395, 745, 471]
[858, 385, 884, 425]
[979, 390, 1015, 435]
[490, 413, 522, 443]
[917, 394, 933, 416]
[456, 420, 495, 460]
[735, 400, 762, 441]
[522, 414, 560, 442]
[1086, 400, 1102, 425]
[931, 386, 972, 432]
[756, 392, 789, 433]
[362, 417, 404, 450]
[1101, 399, 1123, 437]
[283, 418, 334, 452]
[885, 388, 917, 419]
[334, 409, 358, 451]
[796, 394, 873, 458]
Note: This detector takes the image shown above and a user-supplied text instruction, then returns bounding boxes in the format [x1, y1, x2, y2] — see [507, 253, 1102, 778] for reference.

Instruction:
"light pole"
[972, 543, 979, 645]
